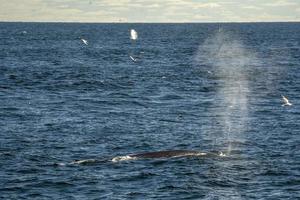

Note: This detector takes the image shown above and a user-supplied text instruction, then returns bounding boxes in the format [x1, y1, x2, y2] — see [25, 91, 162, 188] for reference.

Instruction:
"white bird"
[81, 38, 88, 45]
[129, 55, 137, 62]
[130, 29, 138, 40]
[219, 151, 226, 157]
[282, 95, 292, 106]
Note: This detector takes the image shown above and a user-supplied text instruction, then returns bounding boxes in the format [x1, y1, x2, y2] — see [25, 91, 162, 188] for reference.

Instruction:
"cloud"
[195, 3, 222, 8]
[242, 5, 263, 10]
[0, 0, 118, 22]
[0, 0, 299, 22]
[263, 0, 299, 7]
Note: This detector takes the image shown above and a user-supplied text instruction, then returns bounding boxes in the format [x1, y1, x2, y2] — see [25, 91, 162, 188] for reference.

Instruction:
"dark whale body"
[65, 150, 224, 164]
[111, 150, 223, 162]
[130, 150, 204, 158]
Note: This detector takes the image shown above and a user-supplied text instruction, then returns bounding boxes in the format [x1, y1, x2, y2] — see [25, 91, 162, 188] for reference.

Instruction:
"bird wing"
[81, 39, 88, 45]
[129, 55, 137, 62]
[282, 96, 289, 104]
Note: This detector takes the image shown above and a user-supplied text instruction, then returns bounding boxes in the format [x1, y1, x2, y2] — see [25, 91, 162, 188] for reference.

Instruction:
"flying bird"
[130, 29, 138, 40]
[129, 55, 137, 62]
[81, 38, 88, 45]
[282, 95, 292, 106]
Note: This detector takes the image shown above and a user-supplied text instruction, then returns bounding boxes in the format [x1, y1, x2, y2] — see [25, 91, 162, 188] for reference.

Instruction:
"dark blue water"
[0, 22, 299, 199]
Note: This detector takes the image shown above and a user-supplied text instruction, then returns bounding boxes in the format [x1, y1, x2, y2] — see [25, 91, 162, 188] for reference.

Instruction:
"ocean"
[0, 22, 299, 199]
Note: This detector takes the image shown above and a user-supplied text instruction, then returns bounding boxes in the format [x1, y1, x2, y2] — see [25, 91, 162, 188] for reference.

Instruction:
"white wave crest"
[111, 155, 137, 162]
[71, 159, 97, 164]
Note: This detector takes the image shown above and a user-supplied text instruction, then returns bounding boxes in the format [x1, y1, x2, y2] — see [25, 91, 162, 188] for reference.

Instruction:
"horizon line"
[0, 20, 300, 24]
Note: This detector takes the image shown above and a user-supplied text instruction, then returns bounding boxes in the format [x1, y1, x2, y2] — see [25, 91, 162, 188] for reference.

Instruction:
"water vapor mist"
[196, 29, 254, 154]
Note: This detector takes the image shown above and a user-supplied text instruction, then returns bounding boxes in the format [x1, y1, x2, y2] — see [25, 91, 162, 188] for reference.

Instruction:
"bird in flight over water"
[282, 95, 292, 106]
[129, 55, 137, 62]
[81, 38, 88, 45]
[130, 29, 138, 40]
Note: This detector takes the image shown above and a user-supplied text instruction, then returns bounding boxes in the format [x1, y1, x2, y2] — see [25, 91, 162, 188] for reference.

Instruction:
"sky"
[0, 0, 299, 23]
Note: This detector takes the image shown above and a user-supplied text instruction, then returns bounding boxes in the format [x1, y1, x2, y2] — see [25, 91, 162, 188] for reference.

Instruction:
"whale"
[57, 150, 226, 165]
[111, 150, 225, 162]
[130, 150, 206, 158]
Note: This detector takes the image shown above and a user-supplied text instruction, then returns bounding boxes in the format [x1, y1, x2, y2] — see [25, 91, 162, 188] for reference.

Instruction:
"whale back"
[130, 150, 202, 158]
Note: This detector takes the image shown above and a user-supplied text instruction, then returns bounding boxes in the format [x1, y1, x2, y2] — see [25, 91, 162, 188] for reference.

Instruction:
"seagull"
[129, 55, 137, 62]
[81, 38, 88, 45]
[130, 29, 138, 40]
[282, 95, 292, 106]
[219, 151, 226, 157]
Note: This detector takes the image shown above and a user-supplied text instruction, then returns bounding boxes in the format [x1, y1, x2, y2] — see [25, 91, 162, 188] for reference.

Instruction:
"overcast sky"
[0, 0, 299, 22]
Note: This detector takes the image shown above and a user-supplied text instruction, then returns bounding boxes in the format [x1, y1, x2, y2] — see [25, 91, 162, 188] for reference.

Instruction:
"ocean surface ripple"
[0, 22, 299, 199]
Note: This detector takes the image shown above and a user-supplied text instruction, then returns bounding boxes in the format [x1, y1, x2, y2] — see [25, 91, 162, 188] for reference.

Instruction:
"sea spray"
[196, 29, 254, 155]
